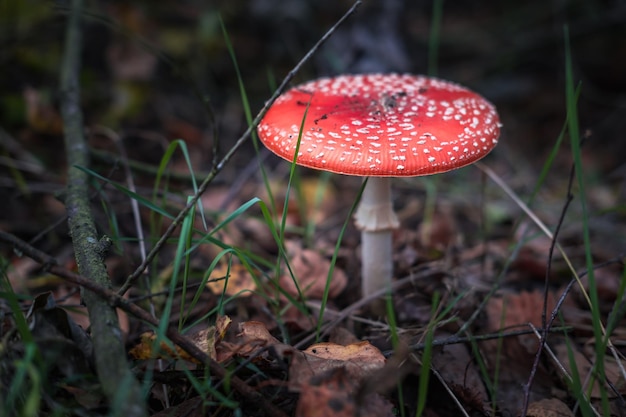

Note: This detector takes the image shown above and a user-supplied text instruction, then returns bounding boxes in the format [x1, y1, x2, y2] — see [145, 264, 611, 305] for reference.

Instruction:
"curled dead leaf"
[129, 316, 232, 362]
[305, 341, 385, 367]
[234, 321, 291, 359]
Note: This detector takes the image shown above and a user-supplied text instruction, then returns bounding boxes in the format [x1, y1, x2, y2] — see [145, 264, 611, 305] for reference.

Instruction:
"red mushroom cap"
[257, 73, 501, 176]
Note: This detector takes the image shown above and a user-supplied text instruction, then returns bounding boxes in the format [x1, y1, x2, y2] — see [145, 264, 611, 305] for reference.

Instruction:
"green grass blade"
[564, 25, 609, 415]
[427, 0, 444, 76]
[77, 166, 174, 219]
[386, 292, 405, 417]
[178, 195, 196, 330]
[526, 85, 581, 208]
[416, 292, 439, 417]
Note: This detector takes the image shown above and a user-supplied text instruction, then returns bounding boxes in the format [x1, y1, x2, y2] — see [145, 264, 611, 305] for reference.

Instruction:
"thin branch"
[522, 161, 575, 416]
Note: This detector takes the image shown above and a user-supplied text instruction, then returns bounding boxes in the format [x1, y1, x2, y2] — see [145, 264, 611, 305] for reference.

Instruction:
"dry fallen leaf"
[129, 316, 232, 362]
[278, 241, 347, 299]
[486, 290, 557, 354]
[289, 341, 386, 390]
[295, 366, 394, 417]
[206, 262, 257, 296]
[295, 366, 357, 417]
[305, 341, 385, 365]
[554, 342, 626, 399]
[232, 320, 292, 360]
[431, 335, 490, 414]
[525, 398, 574, 417]
[482, 291, 557, 413]
[236, 320, 281, 346]
[486, 290, 557, 332]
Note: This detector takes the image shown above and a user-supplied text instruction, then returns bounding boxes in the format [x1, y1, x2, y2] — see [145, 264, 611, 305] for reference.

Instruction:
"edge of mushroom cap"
[257, 73, 502, 178]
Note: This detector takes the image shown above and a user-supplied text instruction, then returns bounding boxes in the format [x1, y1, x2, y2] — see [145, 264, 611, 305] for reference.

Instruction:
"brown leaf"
[234, 321, 290, 358]
[289, 341, 385, 390]
[280, 303, 317, 332]
[129, 316, 232, 362]
[482, 291, 557, 413]
[431, 335, 490, 414]
[295, 367, 394, 417]
[554, 343, 626, 399]
[279, 241, 347, 299]
[295, 367, 357, 417]
[486, 290, 557, 354]
[305, 341, 385, 365]
[206, 262, 257, 296]
[525, 398, 574, 417]
[486, 290, 557, 332]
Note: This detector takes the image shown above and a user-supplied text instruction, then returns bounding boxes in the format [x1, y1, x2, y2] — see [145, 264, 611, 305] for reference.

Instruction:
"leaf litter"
[1, 1, 626, 416]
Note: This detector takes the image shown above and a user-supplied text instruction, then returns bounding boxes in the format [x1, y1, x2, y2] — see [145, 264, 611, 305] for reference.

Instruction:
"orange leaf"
[129, 316, 232, 363]
[206, 262, 257, 296]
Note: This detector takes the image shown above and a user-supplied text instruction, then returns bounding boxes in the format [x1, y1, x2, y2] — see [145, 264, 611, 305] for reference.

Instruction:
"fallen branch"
[58, 1, 146, 415]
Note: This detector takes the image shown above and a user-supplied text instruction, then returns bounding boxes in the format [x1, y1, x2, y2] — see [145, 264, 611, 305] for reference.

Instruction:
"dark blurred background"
[1, 0, 625, 204]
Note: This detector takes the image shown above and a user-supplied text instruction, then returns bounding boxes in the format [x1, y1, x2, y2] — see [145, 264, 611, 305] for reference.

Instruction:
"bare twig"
[58, 1, 146, 415]
[118, 0, 363, 294]
[431, 367, 471, 417]
[521, 162, 575, 416]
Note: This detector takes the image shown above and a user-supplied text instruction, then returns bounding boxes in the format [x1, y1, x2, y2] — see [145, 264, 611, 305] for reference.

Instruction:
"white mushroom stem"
[354, 177, 399, 298]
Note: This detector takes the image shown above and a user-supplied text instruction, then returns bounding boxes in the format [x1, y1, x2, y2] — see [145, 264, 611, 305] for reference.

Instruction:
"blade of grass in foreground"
[220, 16, 278, 217]
[525, 85, 580, 208]
[416, 292, 439, 417]
[385, 294, 406, 417]
[564, 25, 609, 416]
[1, 261, 43, 416]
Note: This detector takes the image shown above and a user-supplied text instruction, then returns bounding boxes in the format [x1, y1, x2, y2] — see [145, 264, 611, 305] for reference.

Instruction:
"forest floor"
[1, 1, 626, 416]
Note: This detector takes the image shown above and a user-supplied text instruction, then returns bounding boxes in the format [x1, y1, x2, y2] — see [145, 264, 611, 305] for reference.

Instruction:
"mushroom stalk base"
[354, 177, 398, 300]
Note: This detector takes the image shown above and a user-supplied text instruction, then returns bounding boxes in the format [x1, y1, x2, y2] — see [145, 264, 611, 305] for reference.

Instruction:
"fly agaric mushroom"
[257, 73, 501, 300]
